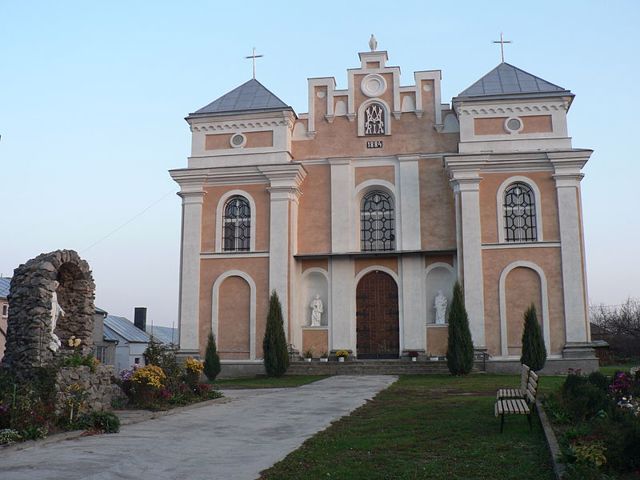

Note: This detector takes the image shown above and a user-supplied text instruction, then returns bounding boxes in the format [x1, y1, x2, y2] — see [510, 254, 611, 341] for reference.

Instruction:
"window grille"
[504, 182, 537, 242]
[223, 196, 251, 251]
[361, 190, 395, 251]
[364, 103, 385, 135]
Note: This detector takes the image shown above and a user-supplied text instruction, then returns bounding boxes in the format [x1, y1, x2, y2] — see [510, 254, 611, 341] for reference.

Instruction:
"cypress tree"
[446, 281, 475, 375]
[263, 291, 289, 377]
[203, 331, 221, 381]
[520, 304, 547, 371]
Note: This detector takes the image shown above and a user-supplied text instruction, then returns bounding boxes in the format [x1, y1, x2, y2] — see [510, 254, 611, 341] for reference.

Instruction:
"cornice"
[444, 150, 591, 174]
[455, 101, 567, 117]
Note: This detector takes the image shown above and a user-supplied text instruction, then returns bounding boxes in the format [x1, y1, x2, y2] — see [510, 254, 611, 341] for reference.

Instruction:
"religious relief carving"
[364, 103, 385, 135]
[310, 294, 323, 327]
[434, 290, 447, 325]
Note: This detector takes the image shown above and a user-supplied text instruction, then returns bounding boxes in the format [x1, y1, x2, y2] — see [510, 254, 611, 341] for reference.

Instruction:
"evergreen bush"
[263, 291, 289, 377]
[203, 332, 221, 381]
[446, 282, 474, 375]
[520, 304, 547, 371]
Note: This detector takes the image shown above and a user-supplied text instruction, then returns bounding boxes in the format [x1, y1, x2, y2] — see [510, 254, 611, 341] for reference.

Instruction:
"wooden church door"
[356, 270, 399, 359]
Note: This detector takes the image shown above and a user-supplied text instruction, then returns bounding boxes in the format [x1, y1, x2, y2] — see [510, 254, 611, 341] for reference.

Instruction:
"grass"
[599, 362, 637, 376]
[260, 374, 564, 480]
[211, 375, 329, 389]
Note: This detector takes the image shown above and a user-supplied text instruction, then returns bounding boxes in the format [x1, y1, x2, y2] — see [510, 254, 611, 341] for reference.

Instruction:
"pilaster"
[450, 170, 485, 348]
[401, 255, 426, 352]
[397, 156, 421, 250]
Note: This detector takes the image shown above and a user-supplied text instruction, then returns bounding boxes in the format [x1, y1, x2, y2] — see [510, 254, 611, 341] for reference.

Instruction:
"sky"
[1, 1, 639, 327]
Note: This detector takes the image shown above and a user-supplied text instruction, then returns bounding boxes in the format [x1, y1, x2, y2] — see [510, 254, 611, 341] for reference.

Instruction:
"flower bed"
[543, 367, 640, 479]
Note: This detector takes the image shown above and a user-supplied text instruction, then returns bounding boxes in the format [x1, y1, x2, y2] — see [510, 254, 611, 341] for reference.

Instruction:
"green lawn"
[260, 374, 564, 480]
[211, 375, 329, 389]
[599, 362, 637, 376]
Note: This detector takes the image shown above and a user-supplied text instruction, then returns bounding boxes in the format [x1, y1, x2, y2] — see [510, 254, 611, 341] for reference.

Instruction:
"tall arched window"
[364, 103, 385, 135]
[361, 190, 395, 251]
[503, 182, 537, 242]
[222, 196, 251, 251]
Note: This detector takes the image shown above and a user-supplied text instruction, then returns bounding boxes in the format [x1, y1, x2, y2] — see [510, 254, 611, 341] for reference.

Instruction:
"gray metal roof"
[455, 62, 572, 100]
[0, 277, 10, 299]
[104, 315, 151, 343]
[190, 78, 291, 116]
[103, 328, 120, 343]
[146, 325, 178, 345]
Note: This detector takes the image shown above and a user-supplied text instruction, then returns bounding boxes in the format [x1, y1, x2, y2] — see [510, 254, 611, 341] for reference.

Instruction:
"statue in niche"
[310, 294, 323, 327]
[49, 280, 65, 352]
[434, 290, 447, 325]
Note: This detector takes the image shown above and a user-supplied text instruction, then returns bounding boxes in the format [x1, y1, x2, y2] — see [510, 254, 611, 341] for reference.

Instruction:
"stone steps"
[287, 360, 484, 375]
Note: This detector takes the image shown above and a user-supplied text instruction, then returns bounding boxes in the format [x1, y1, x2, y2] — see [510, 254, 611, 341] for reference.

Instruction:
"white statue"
[310, 294, 323, 327]
[49, 280, 64, 352]
[369, 34, 378, 52]
[434, 290, 447, 325]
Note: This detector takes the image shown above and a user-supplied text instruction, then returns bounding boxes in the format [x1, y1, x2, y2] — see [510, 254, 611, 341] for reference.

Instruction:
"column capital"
[449, 170, 482, 193]
[177, 190, 206, 205]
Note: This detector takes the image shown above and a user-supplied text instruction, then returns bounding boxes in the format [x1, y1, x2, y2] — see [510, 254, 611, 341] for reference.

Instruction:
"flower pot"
[411, 357, 417, 362]
[305, 358, 312, 362]
[320, 358, 328, 363]
[338, 357, 345, 363]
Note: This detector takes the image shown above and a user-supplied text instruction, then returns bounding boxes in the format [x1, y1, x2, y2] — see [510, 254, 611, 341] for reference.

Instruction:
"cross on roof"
[493, 32, 512, 63]
[245, 47, 263, 79]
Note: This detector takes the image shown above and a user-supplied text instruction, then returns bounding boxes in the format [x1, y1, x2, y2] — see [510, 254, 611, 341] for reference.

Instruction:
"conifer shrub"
[203, 332, 221, 381]
[520, 304, 547, 371]
[263, 291, 289, 377]
[446, 282, 474, 375]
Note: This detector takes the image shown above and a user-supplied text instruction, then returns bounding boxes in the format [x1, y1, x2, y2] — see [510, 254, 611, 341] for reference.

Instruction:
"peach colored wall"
[292, 76, 458, 160]
[302, 329, 328, 357]
[300, 259, 329, 272]
[480, 172, 559, 244]
[420, 160, 457, 250]
[505, 267, 542, 356]
[198, 257, 269, 357]
[354, 166, 395, 186]
[218, 276, 250, 359]
[474, 117, 507, 135]
[201, 184, 271, 252]
[297, 164, 331, 254]
[0, 299, 7, 360]
[521, 115, 553, 134]
[427, 326, 448, 356]
[482, 248, 564, 356]
[204, 131, 273, 150]
[355, 257, 398, 276]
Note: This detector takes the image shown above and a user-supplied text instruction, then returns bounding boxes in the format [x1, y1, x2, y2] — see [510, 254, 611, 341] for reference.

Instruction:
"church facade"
[170, 46, 596, 371]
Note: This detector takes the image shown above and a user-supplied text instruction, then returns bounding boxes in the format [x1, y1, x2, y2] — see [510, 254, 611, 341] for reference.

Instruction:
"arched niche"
[300, 269, 329, 327]
[425, 263, 456, 324]
[2, 250, 95, 374]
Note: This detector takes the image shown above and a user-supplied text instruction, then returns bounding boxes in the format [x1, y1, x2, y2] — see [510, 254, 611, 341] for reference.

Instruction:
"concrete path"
[0, 375, 396, 480]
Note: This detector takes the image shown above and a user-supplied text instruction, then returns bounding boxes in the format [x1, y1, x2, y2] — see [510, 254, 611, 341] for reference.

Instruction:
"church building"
[170, 42, 596, 373]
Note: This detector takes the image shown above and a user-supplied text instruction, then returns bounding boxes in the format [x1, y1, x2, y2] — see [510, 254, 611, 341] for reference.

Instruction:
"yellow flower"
[131, 365, 166, 389]
[185, 357, 204, 374]
[74, 338, 82, 347]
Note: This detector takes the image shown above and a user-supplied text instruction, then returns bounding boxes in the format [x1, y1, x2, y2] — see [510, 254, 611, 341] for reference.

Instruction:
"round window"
[505, 117, 523, 133]
[230, 133, 246, 148]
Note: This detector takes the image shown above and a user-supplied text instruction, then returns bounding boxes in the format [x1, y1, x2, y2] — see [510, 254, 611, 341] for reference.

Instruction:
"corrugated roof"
[146, 325, 178, 345]
[455, 62, 571, 100]
[104, 315, 150, 343]
[0, 277, 10, 299]
[190, 78, 290, 116]
[103, 328, 120, 343]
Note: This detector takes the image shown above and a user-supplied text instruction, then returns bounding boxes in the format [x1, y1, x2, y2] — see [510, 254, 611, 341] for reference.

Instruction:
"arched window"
[503, 182, 537, 242]
[361, 190, 395, 251]
[222, 196, 251, 251]
[364, 103, 385, 135]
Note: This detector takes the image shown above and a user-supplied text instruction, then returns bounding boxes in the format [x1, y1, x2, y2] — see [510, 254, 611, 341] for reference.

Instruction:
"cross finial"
[492, 32, 512, 63]
[245, 47, 263, 79]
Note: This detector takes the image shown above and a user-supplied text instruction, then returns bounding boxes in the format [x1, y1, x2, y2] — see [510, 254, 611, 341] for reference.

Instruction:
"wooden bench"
[494, 370, 539, 433]
[496, 364, 530, 400]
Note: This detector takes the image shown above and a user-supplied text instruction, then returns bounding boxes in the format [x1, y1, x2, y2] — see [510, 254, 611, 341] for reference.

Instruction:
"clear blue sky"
[1, 1, 638, 326]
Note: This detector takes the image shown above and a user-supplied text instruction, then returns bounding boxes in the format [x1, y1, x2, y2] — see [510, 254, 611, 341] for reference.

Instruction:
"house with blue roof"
[104, 314, 152, 373]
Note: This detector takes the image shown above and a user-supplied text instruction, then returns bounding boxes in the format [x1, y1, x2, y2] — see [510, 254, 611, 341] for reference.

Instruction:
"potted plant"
[320, 351, 329, 363]
[336, 350, 349, 362]
[408, 351, 419, 362]
[304, 349, 313, 362]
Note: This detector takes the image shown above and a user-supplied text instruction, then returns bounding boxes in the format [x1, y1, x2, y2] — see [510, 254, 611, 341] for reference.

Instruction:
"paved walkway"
[0, 375, 396, 480]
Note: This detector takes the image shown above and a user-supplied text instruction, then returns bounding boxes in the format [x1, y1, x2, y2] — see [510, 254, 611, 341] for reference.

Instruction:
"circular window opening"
[230, 133, 247, 148]
[505, 117, 523, 133]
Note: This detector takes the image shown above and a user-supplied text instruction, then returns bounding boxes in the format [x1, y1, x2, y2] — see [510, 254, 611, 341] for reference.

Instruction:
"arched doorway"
[356, 270, 399, 359]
